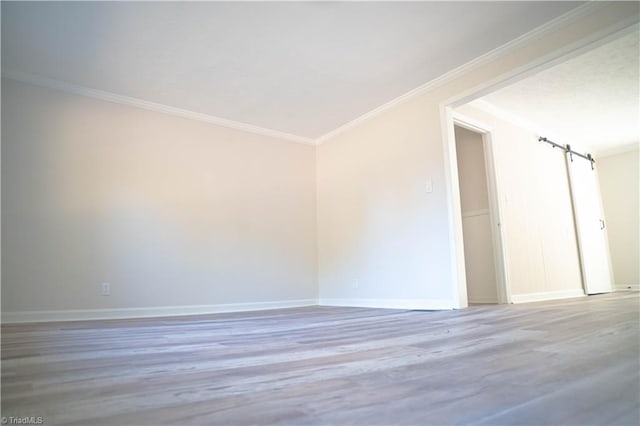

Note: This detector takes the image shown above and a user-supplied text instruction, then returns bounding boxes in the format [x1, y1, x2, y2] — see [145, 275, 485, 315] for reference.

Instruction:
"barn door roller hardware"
[538, 136, 595, 169]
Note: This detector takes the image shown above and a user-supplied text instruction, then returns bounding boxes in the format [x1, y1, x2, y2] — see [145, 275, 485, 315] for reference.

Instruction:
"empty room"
[2, 2, 639, 425]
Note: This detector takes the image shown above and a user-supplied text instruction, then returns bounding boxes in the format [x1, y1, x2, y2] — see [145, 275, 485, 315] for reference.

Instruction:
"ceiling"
[2, 1, 584, 141]
[477, 30, 640, 156]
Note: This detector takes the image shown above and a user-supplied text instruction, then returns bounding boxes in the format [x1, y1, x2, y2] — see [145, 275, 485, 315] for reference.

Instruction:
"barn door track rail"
[538, 136, 595, 169]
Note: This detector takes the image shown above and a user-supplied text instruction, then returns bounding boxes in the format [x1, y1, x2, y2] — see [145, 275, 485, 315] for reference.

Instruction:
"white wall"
[316, 4, 632, 309]
[455, 104, 584, 301]
[1, 78, 318, 318]
[317, 96, 454, 308]
[597, 149, 640, 288]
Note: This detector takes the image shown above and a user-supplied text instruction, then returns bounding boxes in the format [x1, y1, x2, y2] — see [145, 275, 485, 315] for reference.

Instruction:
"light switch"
[425, 179, 434, 193]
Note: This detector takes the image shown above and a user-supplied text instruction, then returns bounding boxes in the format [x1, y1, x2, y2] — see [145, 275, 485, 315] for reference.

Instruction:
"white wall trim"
[468, 297, 499, 305]
[314, 2, 605, 145]
[467, 99, 548, 138]
[510, 289, 585, 304]
[443, 21, 640, 112]
[1, 299, 317, 324]
[452, 111, 494, 134]
[461, 209, 490, 218]
[1, 2, 621, 149]
[441, 105, 468, 309]
[595, 143, 639, 159]
[1, 70, 316, 146]
[615, 284, 640, 292]
[318, 298, 453, 311]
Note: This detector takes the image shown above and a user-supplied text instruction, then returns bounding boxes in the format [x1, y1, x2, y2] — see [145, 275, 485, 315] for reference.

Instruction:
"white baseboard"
[318, 298, 453, 310]
[468, 297, 499, 304]
[615, 284, 640, 291]
[510, 289, 585, 304]
[1, 299, 317, 324]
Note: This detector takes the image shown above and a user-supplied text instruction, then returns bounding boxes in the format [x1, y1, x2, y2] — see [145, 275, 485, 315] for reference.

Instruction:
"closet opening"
[453, 120, 509, 305]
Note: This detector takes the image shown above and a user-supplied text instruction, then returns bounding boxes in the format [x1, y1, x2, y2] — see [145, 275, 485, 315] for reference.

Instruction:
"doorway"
[441, 24, 634, 309]
[453, 119, 509, 305]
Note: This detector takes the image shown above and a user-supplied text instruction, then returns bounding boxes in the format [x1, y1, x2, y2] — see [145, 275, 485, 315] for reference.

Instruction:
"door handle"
[599, 219, 605, 230]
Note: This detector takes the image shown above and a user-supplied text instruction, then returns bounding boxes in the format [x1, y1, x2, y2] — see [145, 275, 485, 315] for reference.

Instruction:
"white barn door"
[566, 154, 613, 294]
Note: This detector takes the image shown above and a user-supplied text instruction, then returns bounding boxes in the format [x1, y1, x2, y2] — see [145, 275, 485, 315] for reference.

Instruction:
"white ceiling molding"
[2, 69, 316, 146]
[593, 143, 639, 159]
[475, 28, 639, 156]
[464, 99, 632, 157]
[443, 21, 640, 115]
[4, 2, 631, 150]
[467, 99, 551, 140]
[2, 1, 592, 143]
[314, 1, 606, 145]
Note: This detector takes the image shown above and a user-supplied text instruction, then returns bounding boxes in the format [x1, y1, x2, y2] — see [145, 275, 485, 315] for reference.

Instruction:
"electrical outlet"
[352, 279, 359, 289]
[101, 282, 111, 296]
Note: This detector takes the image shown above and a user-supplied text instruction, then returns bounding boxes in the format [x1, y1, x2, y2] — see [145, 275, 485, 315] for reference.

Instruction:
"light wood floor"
[2, 292, 639, 425]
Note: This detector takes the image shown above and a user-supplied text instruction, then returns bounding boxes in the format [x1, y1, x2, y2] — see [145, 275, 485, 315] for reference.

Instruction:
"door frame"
[452, 113, 512, 305]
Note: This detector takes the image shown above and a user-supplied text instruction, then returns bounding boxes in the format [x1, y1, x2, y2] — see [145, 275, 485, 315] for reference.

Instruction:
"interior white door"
[566, 154, 613, 294]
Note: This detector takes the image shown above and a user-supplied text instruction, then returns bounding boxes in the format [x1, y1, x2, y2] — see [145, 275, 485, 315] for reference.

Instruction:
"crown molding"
[467, 98, 640, 160]
[1, 70, 317, 146]
[0, 2, 622, 148]
[314, 1, 607, 145]
[467, 99, 547, 137]
[595, 142, 639, 159]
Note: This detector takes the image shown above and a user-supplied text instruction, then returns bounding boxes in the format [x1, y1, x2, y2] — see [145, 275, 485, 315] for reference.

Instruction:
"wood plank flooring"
[2, 292, 639, 425]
